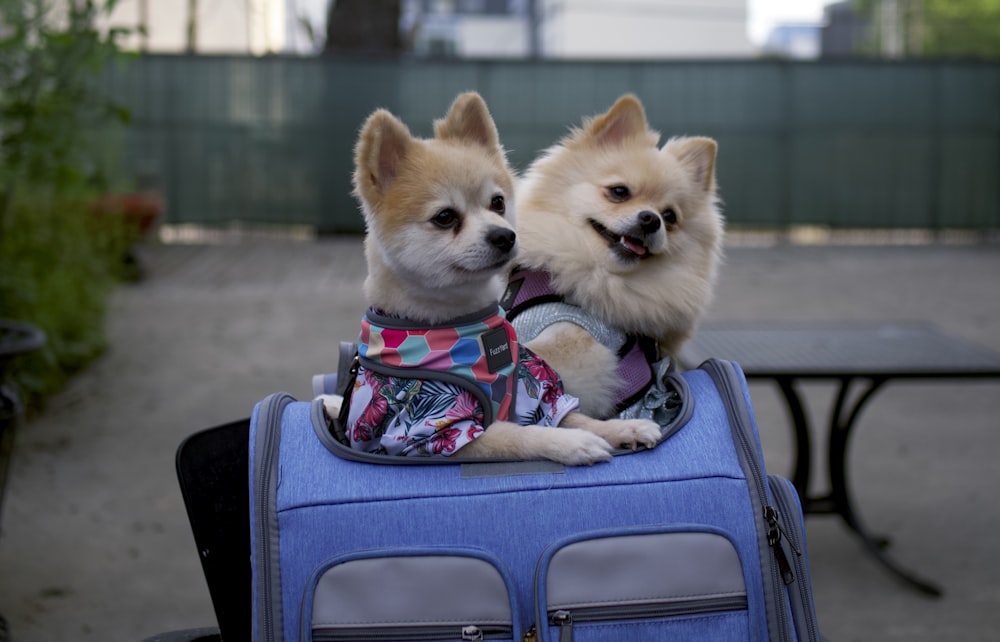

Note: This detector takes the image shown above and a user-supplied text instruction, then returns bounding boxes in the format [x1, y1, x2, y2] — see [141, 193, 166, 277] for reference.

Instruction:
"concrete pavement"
[1, 236, 999, 641]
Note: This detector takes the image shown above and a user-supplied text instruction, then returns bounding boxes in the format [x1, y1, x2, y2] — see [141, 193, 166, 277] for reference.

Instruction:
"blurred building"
[758, 2, 875, 61]
[103, 0, 328, 54]
[402, 0, 531, 57]
[820, 1, 872, 58]
[403, 0, 756, 59]
[105, 0, 757, 58]
[760, 23, 821, 59]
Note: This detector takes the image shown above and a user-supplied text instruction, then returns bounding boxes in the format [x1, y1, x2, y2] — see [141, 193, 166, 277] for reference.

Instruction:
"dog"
[503, 94, 724, 419]
[321, 92, 661, 465]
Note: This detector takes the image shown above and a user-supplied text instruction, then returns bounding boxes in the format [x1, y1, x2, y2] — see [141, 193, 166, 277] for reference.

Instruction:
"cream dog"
[504, 94, 724, 419]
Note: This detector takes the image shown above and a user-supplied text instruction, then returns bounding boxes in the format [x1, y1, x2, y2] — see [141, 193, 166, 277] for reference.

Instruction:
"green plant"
[852, 0, 1000, 59]
[0, 0, 132, 411]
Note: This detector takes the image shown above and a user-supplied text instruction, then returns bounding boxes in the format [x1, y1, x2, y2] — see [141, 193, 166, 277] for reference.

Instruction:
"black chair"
[1, 321, 47, 642]
[148, 419, 253, 642]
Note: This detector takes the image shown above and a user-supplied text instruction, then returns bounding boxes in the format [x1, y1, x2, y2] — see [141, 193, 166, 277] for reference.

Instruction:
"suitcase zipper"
[546, 595, 749, 642]
[765, 503, 797, 585]
[769, 475, 821, 642]
[254, 392, 295, 642]
[702, 359, 793, 642]
[550, 610, 573, 642]
[311, 623, 512, 641]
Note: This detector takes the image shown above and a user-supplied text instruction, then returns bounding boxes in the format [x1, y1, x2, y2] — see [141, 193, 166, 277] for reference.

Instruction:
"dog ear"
[584, 94, 651, 148]
[434, 92, 501, 152]
[354, 109, 413, 201]
[663, 136, 718, 193]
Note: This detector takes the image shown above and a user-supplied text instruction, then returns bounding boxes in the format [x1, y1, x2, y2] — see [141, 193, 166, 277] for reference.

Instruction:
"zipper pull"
[522, 624, 537, 642]
[764, 505, 796, 585]
[550, 609, 574, 642]
[462, 625, 484, 641]
[765, 504, 804, 556]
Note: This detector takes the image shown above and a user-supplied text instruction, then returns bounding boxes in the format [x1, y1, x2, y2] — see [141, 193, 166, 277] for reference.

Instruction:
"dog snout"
[638, 210, 661, 234]
[487, 227, 517, 253]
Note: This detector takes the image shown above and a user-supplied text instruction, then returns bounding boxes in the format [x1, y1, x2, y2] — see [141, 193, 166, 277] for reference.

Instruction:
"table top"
[680, 321, 1000, 379]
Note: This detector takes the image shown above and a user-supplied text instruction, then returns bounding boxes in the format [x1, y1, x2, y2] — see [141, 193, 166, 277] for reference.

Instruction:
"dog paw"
[316, 394, 343, 420]
[602, 418, 662, 451]
[555, 429, 615, 466]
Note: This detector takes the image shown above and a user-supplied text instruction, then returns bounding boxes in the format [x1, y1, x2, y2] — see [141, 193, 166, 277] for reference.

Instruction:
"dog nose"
[638, 210, 661, 234]
[487, 227, 516, 253]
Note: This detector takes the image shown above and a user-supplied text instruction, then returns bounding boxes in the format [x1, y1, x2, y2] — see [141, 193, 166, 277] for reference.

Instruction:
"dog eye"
[490, 195, 505, 215]
[431, 208, 460, 229]
[662, 208, 678, 225]
[606, 185, 631, 202]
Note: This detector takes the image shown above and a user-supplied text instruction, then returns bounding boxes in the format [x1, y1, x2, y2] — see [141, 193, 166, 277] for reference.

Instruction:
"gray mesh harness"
[501, 267, 661, 416]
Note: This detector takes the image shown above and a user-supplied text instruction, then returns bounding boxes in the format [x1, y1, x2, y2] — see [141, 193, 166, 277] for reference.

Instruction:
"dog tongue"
[620, 236, 648, 256]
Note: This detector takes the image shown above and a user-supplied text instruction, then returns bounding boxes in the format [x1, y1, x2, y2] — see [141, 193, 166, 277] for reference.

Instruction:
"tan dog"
[322, 92, 660, 464]
[505, 94, 724, 419]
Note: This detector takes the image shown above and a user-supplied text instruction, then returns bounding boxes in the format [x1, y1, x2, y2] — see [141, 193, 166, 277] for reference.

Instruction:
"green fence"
[101, 55, 1000, 232]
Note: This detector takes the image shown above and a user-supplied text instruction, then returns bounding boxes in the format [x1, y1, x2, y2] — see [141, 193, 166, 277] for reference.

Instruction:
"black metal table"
[680, 321, 1000, 598]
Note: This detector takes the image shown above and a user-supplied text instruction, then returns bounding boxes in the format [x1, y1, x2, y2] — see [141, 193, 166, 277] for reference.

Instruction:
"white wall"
[457, 15, 530, 57]
[103, 0, 289, 54]
[540, 0, 755, 59]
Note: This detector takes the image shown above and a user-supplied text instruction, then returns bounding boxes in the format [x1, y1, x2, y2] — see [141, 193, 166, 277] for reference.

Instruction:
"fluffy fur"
[323, 92, 661, 465]
[514, 94, 724, 418]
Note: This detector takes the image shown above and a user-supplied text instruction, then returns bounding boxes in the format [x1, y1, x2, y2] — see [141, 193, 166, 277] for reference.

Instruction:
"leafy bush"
[0, 0, 131, 411]
[1, 192, 131, 406]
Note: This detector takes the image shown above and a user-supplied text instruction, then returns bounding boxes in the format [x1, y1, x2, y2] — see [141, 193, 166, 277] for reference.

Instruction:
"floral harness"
[341, 305, 580, 456]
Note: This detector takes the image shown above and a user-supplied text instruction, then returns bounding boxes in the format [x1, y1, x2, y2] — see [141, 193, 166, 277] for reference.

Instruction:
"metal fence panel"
[101, 56, 1000, 232]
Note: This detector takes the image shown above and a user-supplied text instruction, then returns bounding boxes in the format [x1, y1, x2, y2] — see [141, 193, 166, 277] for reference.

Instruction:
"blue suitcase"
[249, 359, 822, 642]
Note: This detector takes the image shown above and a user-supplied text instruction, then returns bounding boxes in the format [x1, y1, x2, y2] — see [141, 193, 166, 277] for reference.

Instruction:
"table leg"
[826, 376, 943, 598]
[775, 378, 813, 501]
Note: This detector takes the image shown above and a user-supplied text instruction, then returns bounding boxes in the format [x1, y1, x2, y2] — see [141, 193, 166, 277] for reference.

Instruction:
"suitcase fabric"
[250, 359, 821, 642]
